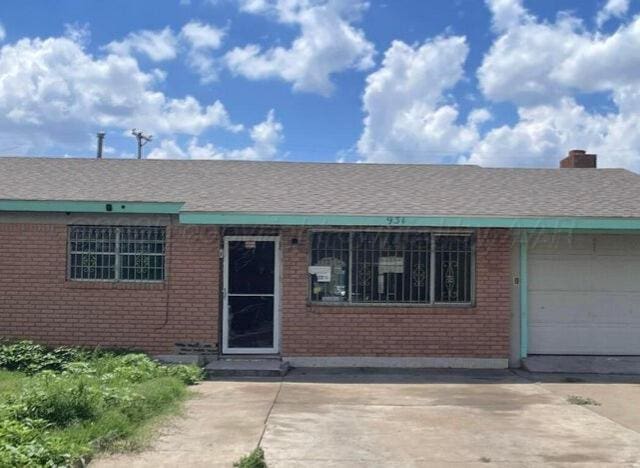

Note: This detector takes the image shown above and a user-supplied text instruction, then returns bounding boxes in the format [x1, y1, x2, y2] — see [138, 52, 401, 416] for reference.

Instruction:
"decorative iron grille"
[68, 226, 165, 281]
[351, 232, 430, 303]
[434, 235, 473, 303]
[310, 231, 474, 305]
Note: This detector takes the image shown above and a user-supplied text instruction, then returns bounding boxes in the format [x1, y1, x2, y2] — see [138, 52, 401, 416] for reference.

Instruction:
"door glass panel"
[228, 241, 275, 295]
[228, 296, 274, 348]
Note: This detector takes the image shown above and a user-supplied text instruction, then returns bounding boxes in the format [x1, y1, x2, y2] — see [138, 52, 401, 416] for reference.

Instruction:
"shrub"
[163, 363, 204, 385]
[118, 377, 185, 423]
[0, 418, 86, 467]
[0, 342, 203, 466]
[0, 341, 202, 385]
[92, 353, 203, 385]
[6, 372, 101, 426]
[0, 341, 87, 374]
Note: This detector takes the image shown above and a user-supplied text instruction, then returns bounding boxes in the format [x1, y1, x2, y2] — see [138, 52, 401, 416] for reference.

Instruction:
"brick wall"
[0, 222, 512, 358]
[0, 223, 219, 354]
[280, 228, 512, 358]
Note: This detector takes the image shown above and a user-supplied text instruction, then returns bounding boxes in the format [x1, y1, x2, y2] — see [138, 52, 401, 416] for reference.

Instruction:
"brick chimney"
[560, 149, 597, 168]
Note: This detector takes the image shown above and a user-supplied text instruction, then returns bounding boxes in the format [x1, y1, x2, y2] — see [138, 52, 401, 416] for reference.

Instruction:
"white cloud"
[180, 21, 224, 49]
[63, 22, 91, 47]
[0, 32, 240, 154]
[106, 22, 225, 82]
[105, 27, 178, 61]
[179, 21, 226, 83]
[148, 110, 283, 160]
[479, 0, 640, 106]
[553, 21, 640, 94]
[597, 0, 629, 27]
[467, 98, 640, 169]
[478, 8, 587, 105]
[357, 37, 486, 163]
[487, 0, 530, 32]
[225, 0, 375, 95]
[468, 0, 640, 170]
[0, 23, 5, 43]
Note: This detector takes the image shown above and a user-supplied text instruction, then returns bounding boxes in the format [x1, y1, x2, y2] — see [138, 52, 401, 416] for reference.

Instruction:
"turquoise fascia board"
[519, 231, 528, 360]
[179, 212, 640, 230]
[0, 200, 183, 214]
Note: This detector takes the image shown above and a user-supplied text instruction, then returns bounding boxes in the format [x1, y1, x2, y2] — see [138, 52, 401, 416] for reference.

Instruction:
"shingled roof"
[0, 157, 639, 219]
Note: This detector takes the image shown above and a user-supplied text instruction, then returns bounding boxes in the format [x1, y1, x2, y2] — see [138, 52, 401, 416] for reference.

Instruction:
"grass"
[48, 376, 189, 453]
[567, 394, 601, 406]
[0, 341, 202, 467]
[234, 447, 267, 468]
[0, 370, 27, 396]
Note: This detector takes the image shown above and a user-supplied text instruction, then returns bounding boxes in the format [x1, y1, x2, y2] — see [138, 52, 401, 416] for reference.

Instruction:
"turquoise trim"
[4, 201, 640, 230]
[179, 212, 640, 230]
[519, 231, 528, 360]
[0, 200, 183, 214]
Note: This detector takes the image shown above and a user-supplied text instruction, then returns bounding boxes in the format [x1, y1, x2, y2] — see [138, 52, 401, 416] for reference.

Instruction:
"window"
[310, 231, 474, 305]
[68, 226, 165, 282]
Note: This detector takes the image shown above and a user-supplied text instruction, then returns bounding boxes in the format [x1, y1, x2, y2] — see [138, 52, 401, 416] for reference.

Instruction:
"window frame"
[308, 229, 476, 307]
[67, 225, 166, 283]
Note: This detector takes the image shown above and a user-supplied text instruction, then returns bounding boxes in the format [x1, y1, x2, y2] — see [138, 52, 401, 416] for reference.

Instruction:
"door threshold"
[205, 358, 289, 377]
[218, 354, 282, 360]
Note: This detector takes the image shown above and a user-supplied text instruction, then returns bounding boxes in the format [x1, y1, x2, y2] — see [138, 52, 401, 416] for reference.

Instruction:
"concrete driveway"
[92, 369, 640, 467]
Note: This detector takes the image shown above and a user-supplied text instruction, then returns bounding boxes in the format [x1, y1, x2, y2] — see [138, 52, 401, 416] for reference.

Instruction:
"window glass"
[310, 231, 474, 305]
[310, 233, 349, 302]
[119, 227, 166, 281]
[68, 226, 165, 282]
[69, 227, 117, 280]
[351, 232, 429, 303]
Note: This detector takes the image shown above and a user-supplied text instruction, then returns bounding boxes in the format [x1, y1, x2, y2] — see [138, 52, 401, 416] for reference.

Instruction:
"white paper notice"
[308, 265, 331, 282]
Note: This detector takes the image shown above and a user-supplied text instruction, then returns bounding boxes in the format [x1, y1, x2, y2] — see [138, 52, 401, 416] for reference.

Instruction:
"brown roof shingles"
[0, 157, 639, 218]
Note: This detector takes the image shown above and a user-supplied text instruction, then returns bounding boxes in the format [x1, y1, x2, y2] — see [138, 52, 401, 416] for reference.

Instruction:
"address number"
[386, 216, 406, 225]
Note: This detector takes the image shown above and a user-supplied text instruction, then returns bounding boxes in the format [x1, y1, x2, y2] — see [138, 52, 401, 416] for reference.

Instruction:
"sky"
[0, 0, 639, 170]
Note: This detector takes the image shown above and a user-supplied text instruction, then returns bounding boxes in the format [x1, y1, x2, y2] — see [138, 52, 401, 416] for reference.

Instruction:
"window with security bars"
[68, 226, 165, 282]
[310, 232, 474, 305]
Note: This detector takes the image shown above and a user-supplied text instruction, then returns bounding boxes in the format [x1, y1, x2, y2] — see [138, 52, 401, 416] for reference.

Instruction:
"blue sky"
[0, 0, 639, 169]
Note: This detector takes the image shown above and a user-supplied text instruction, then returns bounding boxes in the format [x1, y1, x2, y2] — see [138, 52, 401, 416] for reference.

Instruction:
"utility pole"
[131, 129, 152, 159]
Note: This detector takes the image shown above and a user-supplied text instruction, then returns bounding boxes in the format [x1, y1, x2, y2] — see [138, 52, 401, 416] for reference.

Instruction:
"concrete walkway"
[92, 369, 640, 467]
[91, 380, 281, 468]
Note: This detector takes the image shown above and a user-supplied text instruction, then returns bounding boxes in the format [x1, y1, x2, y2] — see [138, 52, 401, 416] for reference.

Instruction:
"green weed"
[234, 447, 268, 468]
[0, 341, 202, 467]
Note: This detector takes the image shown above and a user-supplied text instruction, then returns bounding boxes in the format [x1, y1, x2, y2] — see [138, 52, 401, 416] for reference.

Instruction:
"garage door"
[529, 234, 640, 355]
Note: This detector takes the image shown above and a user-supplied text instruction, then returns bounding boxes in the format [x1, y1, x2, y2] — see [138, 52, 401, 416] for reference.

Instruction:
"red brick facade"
[0, 223, 219, 354]
[280, 228, 512, 358]
[0, 222, 512, 359]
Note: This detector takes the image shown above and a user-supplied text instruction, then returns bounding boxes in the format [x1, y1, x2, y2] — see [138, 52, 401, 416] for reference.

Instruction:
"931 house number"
[386, 216, 406, 225]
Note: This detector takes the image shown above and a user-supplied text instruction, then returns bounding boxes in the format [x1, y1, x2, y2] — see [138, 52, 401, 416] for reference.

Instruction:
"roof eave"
[0, 199, 183, 214]
[178, 211, 640, 230]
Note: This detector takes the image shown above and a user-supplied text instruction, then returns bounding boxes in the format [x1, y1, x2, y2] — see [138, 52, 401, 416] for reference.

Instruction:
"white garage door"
[529, 234, 640, 355]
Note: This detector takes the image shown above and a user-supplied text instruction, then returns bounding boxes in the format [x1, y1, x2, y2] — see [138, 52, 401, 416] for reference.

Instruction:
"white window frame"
[309, 229, 476, 307]
[67, 226, 166, 283]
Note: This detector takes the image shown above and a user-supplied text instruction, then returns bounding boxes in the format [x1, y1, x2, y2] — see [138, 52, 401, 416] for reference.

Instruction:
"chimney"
[96, 132, 106, 159]
[560, 149, 596, 168]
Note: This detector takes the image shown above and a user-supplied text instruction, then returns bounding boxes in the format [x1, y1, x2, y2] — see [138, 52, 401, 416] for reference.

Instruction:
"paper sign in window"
[308, 265, 332, 282]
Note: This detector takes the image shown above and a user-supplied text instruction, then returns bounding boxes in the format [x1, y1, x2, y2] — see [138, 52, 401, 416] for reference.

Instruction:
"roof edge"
[179, 212, 640, 230]
[0, 199, 183, 214]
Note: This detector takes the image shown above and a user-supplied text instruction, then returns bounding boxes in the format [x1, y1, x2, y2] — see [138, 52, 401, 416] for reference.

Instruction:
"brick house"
[1, 150, 639, 369]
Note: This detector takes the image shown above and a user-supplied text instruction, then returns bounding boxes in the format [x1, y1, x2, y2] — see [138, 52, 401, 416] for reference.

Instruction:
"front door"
[222, 236, 279, 354]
